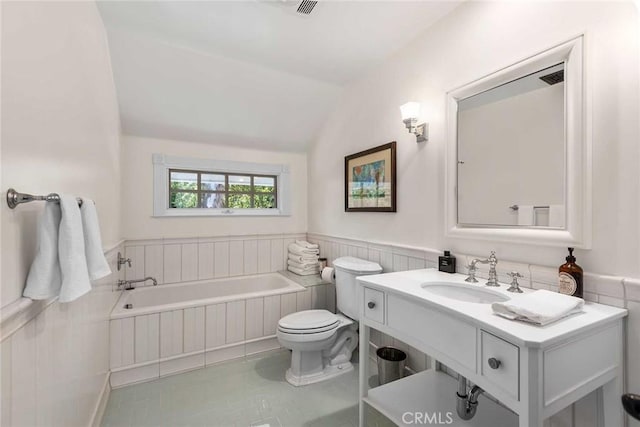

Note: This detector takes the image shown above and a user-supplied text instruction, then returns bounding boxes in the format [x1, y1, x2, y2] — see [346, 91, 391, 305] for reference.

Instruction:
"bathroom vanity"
[357, 269, 627, 427]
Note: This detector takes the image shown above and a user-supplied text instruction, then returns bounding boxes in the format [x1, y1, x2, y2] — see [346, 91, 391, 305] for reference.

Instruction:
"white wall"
[308, 1, 639, 279]
[121, 135, 307, 240]
[1, 1, 122, 306]
[1, 2, 121, 426]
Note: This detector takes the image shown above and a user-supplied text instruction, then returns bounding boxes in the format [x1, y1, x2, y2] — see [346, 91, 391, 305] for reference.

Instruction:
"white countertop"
[357, 269, 627, 348]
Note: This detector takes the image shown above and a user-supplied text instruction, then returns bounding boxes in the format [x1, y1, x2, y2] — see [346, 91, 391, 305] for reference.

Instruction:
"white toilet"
[277, 256, 382, 386]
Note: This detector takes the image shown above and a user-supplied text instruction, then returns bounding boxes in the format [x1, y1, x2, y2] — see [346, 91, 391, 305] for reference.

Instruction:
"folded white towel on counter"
[80, 199, 111, 281]
[287, 259, 319, 270]
[295, 240, 319, 250]
[491, 289, 584, 326]
[58, 195, 92, 303]
[23, 202, 63, 300]
[288, 243, 319, 256]
[288, 266, 319, 276]
[288, 253, 318, 264]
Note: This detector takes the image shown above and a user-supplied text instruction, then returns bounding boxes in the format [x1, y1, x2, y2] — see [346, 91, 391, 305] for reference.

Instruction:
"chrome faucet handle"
[117, 252, 132, 271]
[465, 264, 478, 283]
[506, 271, 524, 293]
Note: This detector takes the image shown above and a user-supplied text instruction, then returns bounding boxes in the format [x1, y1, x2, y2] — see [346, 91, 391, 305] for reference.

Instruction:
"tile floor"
[101, 349, 394, 427]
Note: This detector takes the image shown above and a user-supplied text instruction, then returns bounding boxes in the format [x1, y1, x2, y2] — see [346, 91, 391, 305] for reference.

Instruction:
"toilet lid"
[278, 309, 338, 331]
[333, 256, 382, 274]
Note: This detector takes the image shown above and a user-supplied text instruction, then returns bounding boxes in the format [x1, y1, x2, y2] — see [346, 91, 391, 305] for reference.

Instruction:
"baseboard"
[91, 373, 111, 427]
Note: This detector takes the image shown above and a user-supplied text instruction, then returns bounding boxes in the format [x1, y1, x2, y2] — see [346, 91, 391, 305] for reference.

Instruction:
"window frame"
[153, 154, 291, 217]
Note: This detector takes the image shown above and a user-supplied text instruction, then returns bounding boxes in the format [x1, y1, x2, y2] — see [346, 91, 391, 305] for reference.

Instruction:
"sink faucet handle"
[507, 271, 524, 293]
[465, 264, 478, 283]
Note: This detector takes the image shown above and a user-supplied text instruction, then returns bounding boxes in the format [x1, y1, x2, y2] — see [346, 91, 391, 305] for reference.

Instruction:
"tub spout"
[117, 277, 158, 290]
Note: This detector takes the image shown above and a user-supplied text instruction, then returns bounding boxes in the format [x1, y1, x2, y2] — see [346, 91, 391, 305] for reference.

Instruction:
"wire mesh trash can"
[376, 347, 407, 385]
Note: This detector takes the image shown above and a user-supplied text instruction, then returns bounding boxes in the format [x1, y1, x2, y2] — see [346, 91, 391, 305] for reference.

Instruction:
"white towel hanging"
[80, 199, 111, 281]
[58, 195, 92, 303]
[23, 203, 63, 300]
[517, 205, 534, 226]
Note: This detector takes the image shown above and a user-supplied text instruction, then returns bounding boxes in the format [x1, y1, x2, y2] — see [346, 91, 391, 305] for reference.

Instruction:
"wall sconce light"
[400, 102, 428, 143]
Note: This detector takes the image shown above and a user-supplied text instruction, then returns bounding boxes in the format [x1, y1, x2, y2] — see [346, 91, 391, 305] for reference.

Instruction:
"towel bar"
[6, 188, 83, 209]
[509, 204, 550, 211]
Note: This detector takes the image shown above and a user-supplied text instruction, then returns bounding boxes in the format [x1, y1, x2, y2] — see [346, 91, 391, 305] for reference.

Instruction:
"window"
[169, 170, 277, 209]
[153, 154, 291, 217]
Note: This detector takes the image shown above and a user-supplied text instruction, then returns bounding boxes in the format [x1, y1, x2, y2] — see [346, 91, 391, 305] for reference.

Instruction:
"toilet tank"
[332, 257, 383, 320]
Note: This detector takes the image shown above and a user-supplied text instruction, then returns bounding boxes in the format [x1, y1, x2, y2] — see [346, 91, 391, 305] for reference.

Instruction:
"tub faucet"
[466, 251, 499, 287]
[117, 277, 157, 290]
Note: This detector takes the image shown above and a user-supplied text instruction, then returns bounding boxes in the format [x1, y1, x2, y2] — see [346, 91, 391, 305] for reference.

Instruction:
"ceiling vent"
[539, 70, 564, 85]
[296, 0, 318, 15]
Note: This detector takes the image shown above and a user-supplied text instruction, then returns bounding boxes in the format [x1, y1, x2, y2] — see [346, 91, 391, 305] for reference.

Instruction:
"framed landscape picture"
[345, 141, 396, 212]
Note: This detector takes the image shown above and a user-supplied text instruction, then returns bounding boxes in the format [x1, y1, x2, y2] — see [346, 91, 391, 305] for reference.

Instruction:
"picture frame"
[345, 141, 396, 212]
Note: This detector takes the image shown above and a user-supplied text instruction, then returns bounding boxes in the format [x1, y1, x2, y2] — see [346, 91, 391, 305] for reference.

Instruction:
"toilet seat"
[278, 321, 339, 335]
[278, 309, 339, 333]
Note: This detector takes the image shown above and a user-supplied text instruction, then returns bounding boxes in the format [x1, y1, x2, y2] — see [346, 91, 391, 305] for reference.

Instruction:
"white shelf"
[363, 370, 518, 427]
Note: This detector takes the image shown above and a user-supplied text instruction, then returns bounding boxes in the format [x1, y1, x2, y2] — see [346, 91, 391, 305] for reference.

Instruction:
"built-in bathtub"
[109, 272, 332, 387]
[111, 273, 303, 318]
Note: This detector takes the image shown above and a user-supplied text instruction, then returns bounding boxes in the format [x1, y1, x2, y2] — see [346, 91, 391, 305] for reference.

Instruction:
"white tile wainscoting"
[306, 232, 640, 427]
[306, 232, 637, 307]
[123, 233, 307, 287]
[109, 281, 334, 387]
[0, 244, 124, 427]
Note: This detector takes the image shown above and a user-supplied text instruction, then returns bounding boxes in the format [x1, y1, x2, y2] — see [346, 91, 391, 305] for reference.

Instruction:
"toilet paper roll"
[321, 267, 335, 284]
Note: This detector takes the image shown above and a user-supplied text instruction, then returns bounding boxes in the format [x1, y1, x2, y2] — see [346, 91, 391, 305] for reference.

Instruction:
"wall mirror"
[445, 36, 591, 248]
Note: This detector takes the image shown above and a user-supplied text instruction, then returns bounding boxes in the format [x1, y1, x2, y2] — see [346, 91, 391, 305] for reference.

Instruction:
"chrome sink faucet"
[465, 251, 499, 287]
[117, 277, 158, 290]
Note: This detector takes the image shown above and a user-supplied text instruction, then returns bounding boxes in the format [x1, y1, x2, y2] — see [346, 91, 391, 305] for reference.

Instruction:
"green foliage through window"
[169, 170, 276, 209]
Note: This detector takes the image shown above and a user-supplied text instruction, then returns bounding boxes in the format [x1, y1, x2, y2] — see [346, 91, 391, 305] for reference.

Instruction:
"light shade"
[399, 102, 421, 120]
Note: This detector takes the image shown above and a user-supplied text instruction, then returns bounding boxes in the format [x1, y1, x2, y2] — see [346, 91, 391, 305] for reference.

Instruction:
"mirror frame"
[445, 36, 591, 248]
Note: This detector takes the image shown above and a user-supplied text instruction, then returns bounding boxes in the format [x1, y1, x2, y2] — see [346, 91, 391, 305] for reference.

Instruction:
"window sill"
[153, 208, 289, 218]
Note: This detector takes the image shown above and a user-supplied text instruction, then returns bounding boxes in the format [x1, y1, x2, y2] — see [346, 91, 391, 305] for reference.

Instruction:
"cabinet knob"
[367, 301, 376, 309]
[488, 357, 501, 369]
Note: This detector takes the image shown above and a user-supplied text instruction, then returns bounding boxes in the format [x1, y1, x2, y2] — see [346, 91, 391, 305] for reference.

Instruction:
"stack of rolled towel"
[287, 240, 320, 276]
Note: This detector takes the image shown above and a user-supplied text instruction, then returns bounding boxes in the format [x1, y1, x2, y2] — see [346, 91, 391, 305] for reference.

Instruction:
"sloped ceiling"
[98, 1, 461, 151]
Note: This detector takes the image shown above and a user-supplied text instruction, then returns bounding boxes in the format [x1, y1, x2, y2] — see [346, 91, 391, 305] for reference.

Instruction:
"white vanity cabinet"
[357, 269, 627, 427]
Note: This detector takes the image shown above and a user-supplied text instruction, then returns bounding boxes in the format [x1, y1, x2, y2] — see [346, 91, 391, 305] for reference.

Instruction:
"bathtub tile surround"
[109, 274, 331, 387]
[123, 233, 306, 287]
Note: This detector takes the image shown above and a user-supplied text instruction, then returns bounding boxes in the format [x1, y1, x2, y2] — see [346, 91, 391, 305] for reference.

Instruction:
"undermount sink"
[421, 282, 509, 304]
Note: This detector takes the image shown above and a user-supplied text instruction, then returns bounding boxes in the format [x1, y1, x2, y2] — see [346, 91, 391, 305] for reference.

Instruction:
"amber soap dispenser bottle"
[558, 247, 583, 298]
